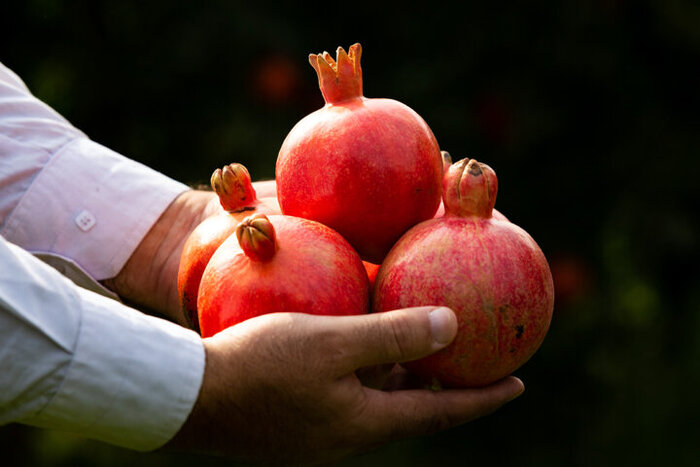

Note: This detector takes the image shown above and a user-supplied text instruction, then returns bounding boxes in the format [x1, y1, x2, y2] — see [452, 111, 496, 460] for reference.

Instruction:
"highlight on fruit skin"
[373, 156, 554, 388]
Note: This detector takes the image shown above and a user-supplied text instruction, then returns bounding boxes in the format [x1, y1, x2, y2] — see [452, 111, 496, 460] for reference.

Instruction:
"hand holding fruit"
[166, 42, 551, 465]
[182, 42, 553, 385]
[166, 307, 524, 465]
[103, 175, 277, 327]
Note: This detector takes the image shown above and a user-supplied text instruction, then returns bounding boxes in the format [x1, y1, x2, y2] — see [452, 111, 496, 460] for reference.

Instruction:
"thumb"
[337, 306, 458, 374]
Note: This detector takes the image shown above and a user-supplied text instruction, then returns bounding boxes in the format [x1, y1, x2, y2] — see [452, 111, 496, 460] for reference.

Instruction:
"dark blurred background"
[2, 0, 699, 465]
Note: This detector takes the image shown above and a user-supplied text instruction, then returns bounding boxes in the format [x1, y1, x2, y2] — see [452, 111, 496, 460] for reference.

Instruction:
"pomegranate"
[177, 163, 279, 331]
[373, 158, 554, 387]
[197, 213, 370, 338]
[276, 43, 443, 263]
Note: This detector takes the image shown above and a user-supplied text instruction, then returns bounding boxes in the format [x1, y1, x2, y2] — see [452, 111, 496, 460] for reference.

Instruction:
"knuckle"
[386, 317, 410, 360]
[423, 409, 454, 434]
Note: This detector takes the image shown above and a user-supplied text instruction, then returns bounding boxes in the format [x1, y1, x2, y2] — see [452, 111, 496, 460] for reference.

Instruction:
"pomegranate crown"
[236, 213, 277, 262]
[443, 157, 498, 218]
[210, 163, 258, 212]
[309, 43, 363, 104]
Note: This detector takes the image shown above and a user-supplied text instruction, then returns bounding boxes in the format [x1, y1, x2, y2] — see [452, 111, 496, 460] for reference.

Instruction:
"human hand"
[166, 306, 524, 465]
[250, 179, 277, 199]
[103, 180, 278, 326]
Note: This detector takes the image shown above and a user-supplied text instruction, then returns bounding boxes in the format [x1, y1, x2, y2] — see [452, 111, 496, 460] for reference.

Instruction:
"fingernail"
[429, 307, 457, 347]
[509, 386, 525, 402]
[508, 378, 526, 402]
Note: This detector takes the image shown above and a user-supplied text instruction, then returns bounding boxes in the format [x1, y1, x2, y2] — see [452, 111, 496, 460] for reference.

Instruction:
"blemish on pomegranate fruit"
[514, 324, 524, 339]
[498, 304, 513, 314]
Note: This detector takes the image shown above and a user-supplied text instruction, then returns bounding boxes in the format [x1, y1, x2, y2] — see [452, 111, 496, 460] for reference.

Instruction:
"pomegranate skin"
[276, 44, 443, 264]
[197, 214, 370, 338]
[373, 158, 554, 387]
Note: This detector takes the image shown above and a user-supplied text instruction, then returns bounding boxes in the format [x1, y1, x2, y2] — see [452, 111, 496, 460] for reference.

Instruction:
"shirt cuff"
[22, 287, 205, 451]
[0, 136, 189, 280]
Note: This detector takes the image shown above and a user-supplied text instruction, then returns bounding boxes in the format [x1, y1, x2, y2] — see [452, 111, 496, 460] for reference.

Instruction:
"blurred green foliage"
[1, 0, 699, 465]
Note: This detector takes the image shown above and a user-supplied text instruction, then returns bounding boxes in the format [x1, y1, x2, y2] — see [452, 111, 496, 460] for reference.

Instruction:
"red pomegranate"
[177, 163, 279, 331]
[373, 157, 554, 387]
[197, 213, 370, 338]
[276, 43, 444, 263]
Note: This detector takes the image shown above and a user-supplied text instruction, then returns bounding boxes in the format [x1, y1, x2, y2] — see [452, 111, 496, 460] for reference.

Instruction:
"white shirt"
[0, 62, 205, 450]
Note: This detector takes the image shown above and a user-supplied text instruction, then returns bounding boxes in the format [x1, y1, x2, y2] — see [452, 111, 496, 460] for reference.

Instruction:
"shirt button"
[75, 209, 96, 232]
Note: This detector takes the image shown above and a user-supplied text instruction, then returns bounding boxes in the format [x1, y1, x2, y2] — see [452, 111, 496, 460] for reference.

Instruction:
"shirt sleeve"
[0, 62, 206, 449]
[0, 236, 205, 450]
[0, 60, 189, 281]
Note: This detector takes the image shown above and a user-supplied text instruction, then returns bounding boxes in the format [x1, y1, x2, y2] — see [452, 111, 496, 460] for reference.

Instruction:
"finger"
[355, 363, 396, 389]
[361, 376, 525, 441]
[380, 365, 424, 391]
[251, 179, 277, 198]
[335, 306, 458, 373]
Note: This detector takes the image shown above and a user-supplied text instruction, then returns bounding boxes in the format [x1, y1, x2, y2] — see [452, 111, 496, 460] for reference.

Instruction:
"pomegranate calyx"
[443, 157, 498, 218]
[236, 213, 277, 262]
[441, 151, 453, 175]
[309, 43, 363, 104]
[211, 163, 258, 212]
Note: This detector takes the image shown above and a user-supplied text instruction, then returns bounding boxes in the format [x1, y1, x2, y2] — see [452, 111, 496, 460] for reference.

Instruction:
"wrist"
[164, 334, 232, 456]
[103, 190, 218, 325]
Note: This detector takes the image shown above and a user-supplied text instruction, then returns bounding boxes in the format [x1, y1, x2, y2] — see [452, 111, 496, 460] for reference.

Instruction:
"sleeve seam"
[26, 285, 84, 421]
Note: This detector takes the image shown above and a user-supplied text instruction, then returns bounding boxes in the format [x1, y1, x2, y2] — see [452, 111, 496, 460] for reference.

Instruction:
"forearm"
[0, 237, 205, 451]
